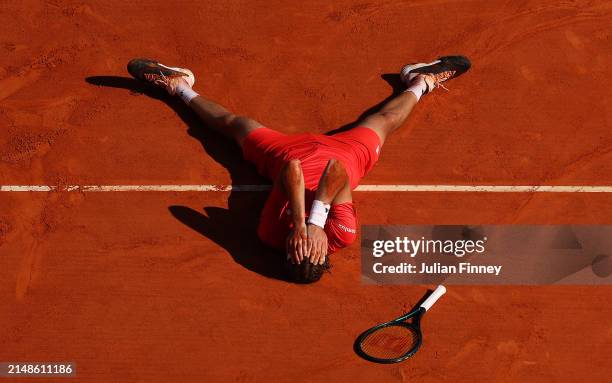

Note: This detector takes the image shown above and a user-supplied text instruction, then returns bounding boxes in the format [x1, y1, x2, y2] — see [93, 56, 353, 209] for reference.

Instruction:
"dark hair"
[284, 257, 332, 283]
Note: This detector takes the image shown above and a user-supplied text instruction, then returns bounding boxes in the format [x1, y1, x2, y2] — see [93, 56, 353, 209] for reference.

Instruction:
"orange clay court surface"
[1, 1, 612, 382]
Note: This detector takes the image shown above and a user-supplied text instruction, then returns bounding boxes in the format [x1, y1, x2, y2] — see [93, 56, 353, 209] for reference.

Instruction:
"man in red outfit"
[128, 56, 470, 281]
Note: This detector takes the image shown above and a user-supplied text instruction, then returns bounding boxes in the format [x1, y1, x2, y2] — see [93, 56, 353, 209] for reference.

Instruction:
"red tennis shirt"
[242, 126, 380, 254]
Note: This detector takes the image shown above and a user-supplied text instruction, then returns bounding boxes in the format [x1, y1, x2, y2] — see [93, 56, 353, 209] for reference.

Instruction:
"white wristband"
[307, 200, 330, 228]
[177, 87, 199, 105]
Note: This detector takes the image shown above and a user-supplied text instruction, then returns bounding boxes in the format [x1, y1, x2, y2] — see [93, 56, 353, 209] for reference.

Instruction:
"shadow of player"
[86, 75, 288, 281]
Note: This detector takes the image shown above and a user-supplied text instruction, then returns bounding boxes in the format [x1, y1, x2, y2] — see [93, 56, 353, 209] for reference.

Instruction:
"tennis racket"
[354, 285, 446, 363]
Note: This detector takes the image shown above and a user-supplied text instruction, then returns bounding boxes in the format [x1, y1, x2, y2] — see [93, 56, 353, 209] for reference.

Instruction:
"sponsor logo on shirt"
[337, 223, 357, 234]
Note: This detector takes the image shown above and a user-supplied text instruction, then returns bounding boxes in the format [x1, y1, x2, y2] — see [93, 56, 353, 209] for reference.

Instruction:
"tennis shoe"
[400, 56, 470, 93]
[127, 58, 195, 96]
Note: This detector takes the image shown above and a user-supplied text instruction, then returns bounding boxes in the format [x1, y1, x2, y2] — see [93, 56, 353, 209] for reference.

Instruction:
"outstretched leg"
[187, 92, 262, 147]
[127, 58, 262, 147]
[358, 56, 471, 145]
[359, 80, 422, 145]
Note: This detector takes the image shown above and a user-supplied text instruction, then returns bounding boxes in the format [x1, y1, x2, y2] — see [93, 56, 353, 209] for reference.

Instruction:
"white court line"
[2, 185, 612, 192]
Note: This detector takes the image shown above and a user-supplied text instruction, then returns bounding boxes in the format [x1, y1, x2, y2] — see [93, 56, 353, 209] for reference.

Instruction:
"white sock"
[175, 81, 199, 105]
[404, 76, 428, 101]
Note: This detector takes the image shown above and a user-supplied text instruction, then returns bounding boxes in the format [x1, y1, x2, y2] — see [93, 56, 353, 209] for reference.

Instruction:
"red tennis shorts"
[243, 126, 381, 189]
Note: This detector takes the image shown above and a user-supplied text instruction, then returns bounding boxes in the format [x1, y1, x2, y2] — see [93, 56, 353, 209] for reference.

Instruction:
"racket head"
[354, 309, 424, 363]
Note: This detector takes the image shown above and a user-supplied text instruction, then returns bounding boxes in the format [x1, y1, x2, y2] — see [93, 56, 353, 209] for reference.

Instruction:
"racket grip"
[420, 285, 446, 311]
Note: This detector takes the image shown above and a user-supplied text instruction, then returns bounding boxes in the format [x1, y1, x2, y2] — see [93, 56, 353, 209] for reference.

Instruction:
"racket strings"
[359, 325, 419, 360]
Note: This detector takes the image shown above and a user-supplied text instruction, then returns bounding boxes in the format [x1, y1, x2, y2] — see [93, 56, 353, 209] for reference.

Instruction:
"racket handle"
[420, 285, 446, 311]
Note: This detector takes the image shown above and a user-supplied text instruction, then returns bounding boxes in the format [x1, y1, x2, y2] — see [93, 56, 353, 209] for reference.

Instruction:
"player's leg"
[359, 88, 420, 145]
[127, 58, 262, 147]
[187, 93, 262, 147]
[359, 56, 471, 145]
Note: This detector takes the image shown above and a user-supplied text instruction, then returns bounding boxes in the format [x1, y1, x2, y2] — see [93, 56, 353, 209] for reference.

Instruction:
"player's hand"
[287, 222, 309, 264]
[307, 224, 328, 265]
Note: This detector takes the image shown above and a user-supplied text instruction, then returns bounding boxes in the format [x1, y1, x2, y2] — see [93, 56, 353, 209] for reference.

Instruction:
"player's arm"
[280, 159, 309, 264]
[307, 159, 351, 264]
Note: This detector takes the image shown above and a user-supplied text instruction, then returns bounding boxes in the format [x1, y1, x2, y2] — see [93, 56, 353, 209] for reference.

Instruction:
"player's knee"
[230, 115, 246, 126]
[378, 111, 402, 130]
[219, 113, 238, 128]
[230, 115, 258, 130]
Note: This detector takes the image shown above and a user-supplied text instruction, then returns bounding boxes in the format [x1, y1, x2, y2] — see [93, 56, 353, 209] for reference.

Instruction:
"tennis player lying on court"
[128, 56, 470, 282]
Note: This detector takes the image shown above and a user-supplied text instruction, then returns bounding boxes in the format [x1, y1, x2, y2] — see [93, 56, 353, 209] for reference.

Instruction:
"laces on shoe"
[153, 70, 180, 95]
[154, 70, 169, 87]
[428, 70, 455, 92]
